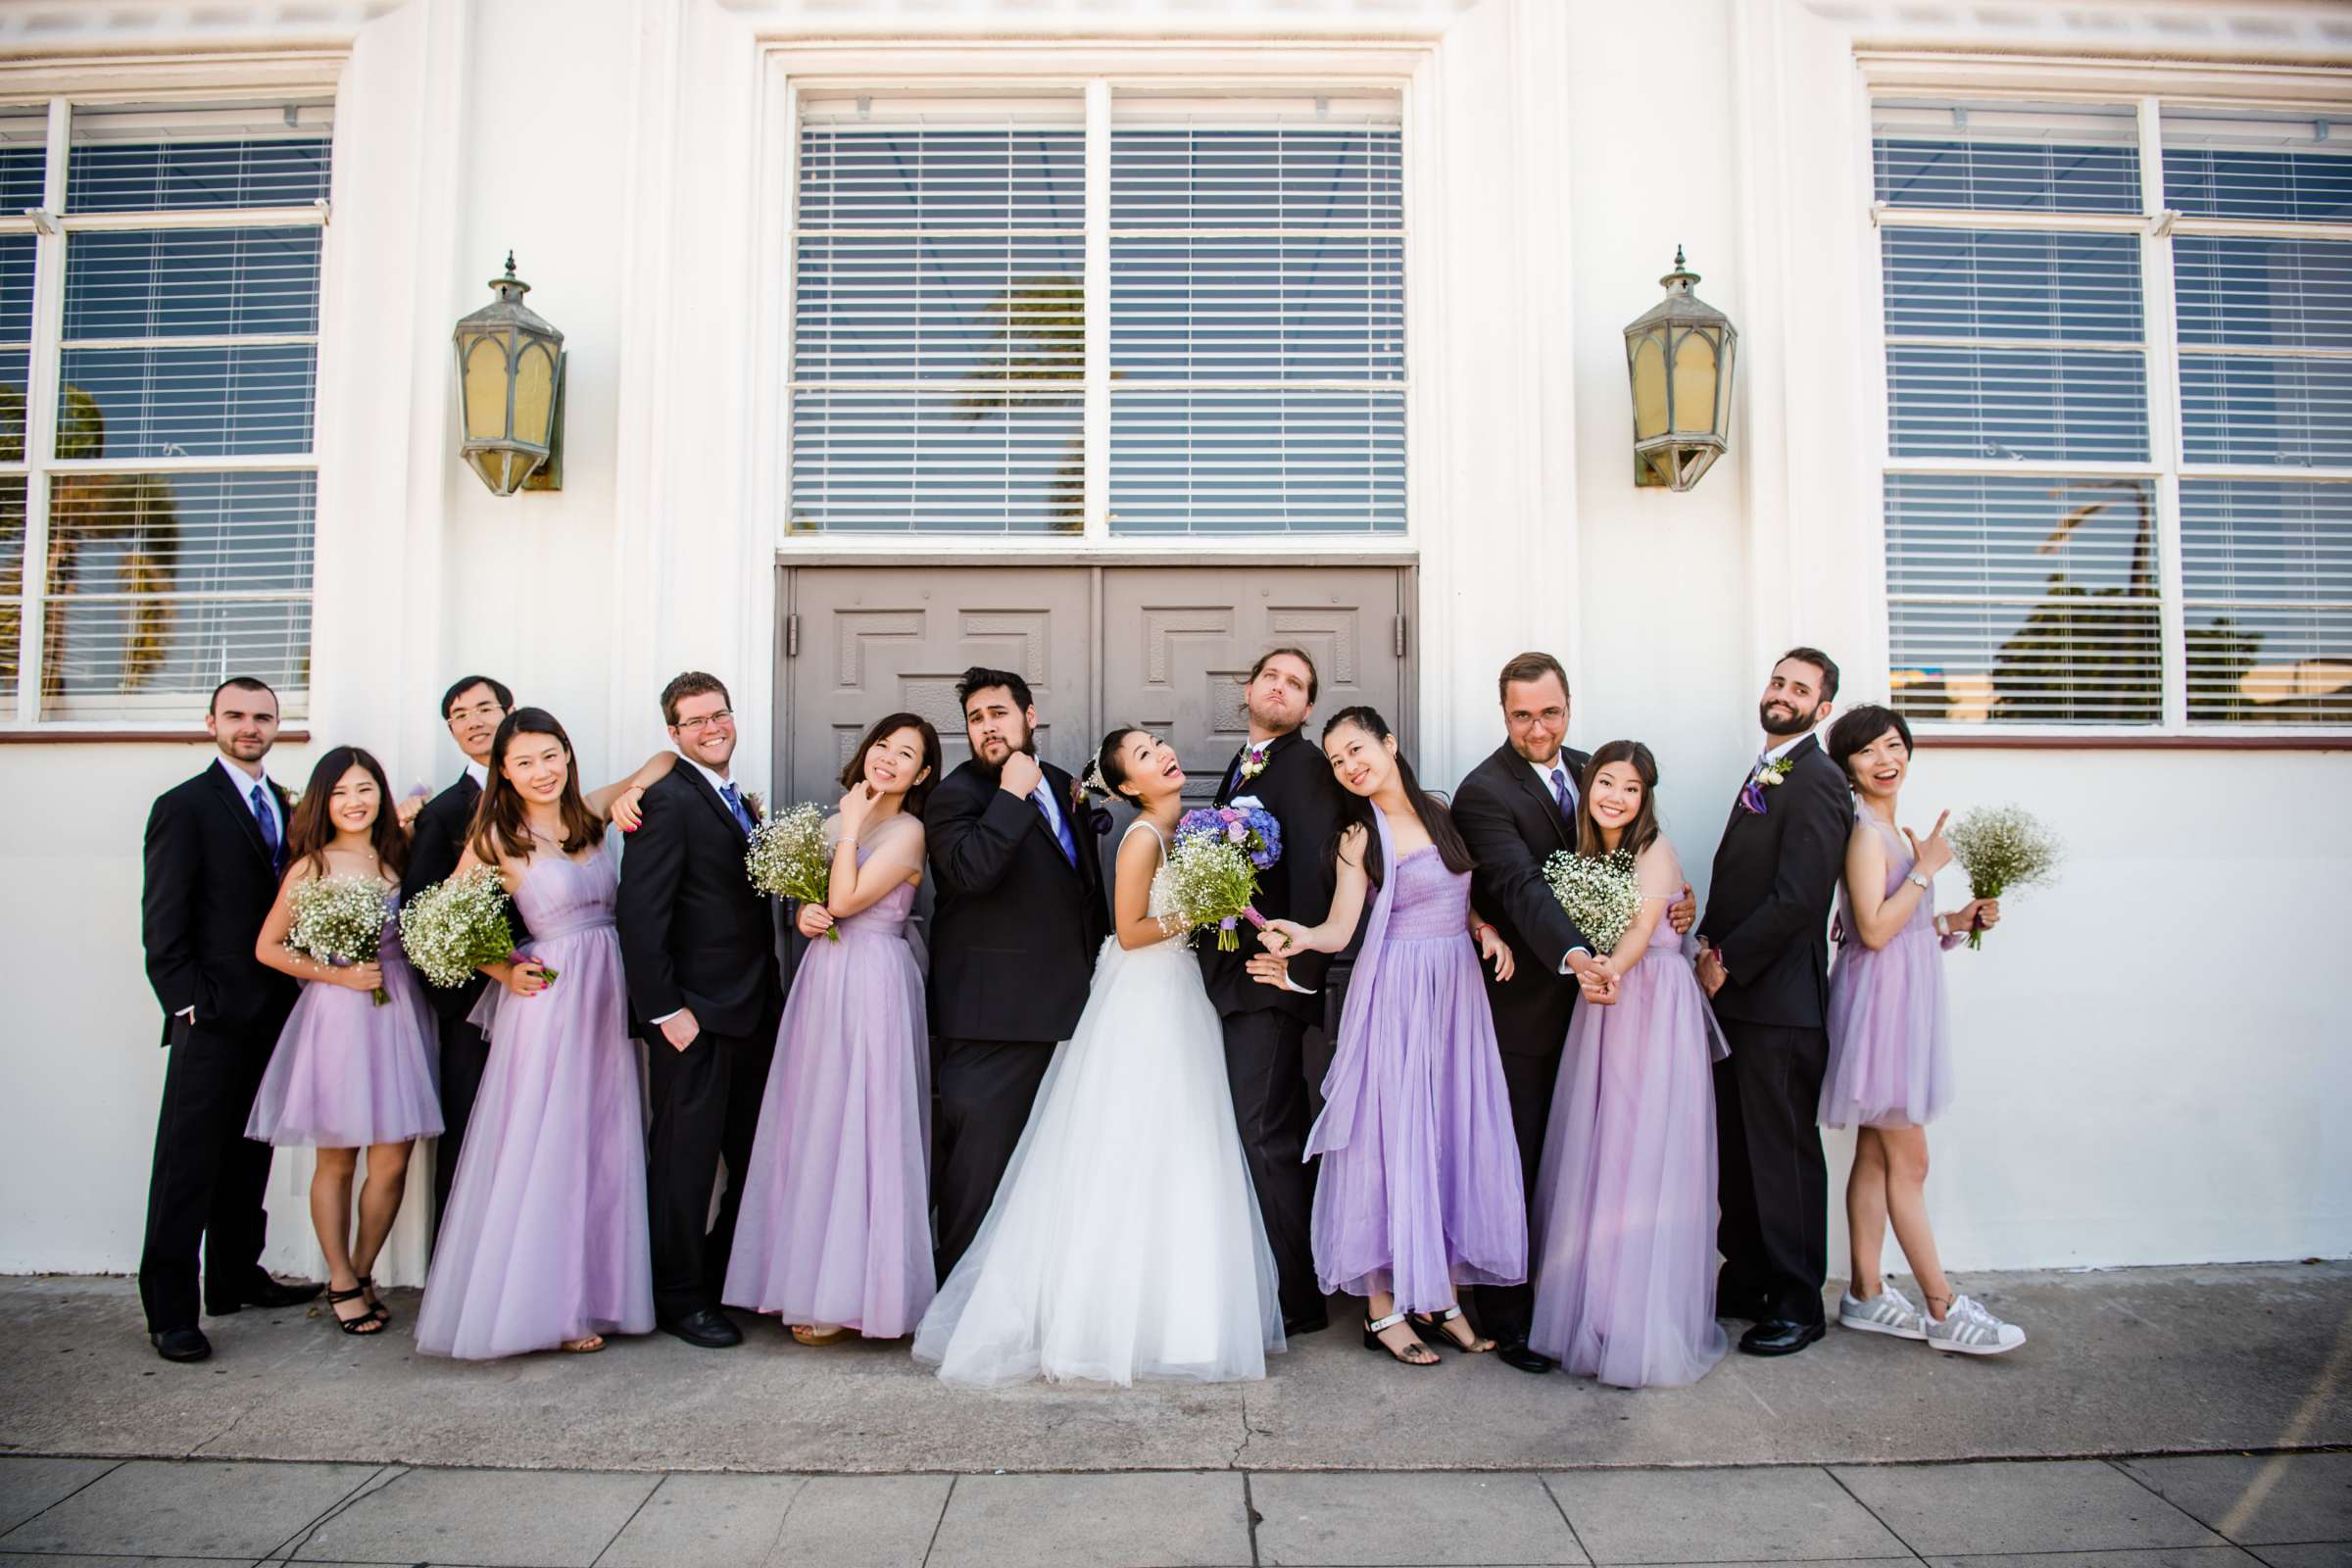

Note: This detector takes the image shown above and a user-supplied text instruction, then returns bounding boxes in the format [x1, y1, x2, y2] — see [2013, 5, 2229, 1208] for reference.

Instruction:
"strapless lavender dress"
[1821, 813, 1963, 1131]
[416, 849, 654, 1358]
[246, 895, 442, 1148]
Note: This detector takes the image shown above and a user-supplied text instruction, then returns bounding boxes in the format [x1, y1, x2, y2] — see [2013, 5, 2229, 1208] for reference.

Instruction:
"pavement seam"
[586, 1468, 671, 1568]
[254, 1458, 404, 1565]
[0, 1455, 126, 1542]
[1242, 1467, 1260, 1566]
[1821, 1461, 1933, 1565]
[2101, 1454, 2249, 1551]
[1535, 1470, 1593, 1567]
[917, 1471, 956, 1568]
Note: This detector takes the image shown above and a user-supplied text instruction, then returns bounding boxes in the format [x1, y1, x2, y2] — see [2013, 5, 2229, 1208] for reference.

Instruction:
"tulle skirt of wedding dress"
[911, 937, 1285, 1388]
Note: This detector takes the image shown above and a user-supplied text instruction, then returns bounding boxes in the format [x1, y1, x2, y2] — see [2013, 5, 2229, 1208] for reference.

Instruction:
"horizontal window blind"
[791, 96, 1085, 533]
[1107, 95, 1404, 535]
[1877, 94, 2352, 731]
[2, 98, 329, 724]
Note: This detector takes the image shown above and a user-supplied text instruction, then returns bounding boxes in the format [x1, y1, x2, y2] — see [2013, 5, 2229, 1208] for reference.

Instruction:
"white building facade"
[0, 0, 2344, 1290]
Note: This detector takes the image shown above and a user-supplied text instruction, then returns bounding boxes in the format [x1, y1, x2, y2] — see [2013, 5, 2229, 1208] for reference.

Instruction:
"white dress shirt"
[465, 759, 489, 791]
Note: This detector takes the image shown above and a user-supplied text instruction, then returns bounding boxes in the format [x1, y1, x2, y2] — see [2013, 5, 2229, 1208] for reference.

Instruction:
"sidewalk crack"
[1538, 1471, 1593, 1566]
[1821, 1464, 1931, 1565]
[258, 1461, 406, 1564]
[918, 1472, 957, 1568]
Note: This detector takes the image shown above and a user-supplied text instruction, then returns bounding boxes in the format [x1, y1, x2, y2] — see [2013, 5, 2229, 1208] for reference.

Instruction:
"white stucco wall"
[0, 0, 2342, 1291]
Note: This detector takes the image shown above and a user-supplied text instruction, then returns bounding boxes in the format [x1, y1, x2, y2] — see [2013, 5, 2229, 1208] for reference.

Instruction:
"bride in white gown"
[912, 728, 1286, 1387]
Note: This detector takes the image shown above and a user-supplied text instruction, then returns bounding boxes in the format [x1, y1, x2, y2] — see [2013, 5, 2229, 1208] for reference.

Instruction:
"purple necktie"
[1550, 765, 1574, 821]
[251, 781, 282, 872]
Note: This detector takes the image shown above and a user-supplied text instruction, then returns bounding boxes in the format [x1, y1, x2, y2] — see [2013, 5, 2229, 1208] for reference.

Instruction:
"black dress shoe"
[150, 1327, 212, 1362]
[1738, 1318, 1826, 1356]
[205, 1274, 323, 1315]
[1282, 1312, 1330, 1338]
[1494, 1339, 1556, 1374]
[660, 1307, 742, 1348]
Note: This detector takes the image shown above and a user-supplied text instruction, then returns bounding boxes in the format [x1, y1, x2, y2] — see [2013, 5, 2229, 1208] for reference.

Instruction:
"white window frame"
[757, 43, 1433, 563]
[0, 55, 340, 738]
[1859, 58, 2352, 740]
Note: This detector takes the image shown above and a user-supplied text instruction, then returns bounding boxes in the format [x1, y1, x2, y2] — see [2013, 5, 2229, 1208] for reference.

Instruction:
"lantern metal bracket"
[520, 356, 564, 492]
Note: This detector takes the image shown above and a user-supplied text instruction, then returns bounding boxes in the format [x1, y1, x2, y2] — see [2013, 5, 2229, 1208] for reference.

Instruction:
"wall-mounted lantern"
[453, 253, 564, 494]
[1623, 246, 1737, 491]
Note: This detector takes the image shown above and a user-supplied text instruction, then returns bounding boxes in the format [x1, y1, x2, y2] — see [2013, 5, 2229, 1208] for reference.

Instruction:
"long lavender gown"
[246, 889, 443, 1148]
[1528, 837, 1729, 1388]
[1820, 812, 1964, 1130]
[416, 848, 653, 1358]
[1306, 810, 1525, 1312]
[724, 814, 933, 1338]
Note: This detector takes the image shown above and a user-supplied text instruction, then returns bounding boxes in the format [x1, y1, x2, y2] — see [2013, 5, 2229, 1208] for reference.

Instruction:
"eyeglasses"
[675, 710, 734, 734]
[1506, 707, 1568, 727]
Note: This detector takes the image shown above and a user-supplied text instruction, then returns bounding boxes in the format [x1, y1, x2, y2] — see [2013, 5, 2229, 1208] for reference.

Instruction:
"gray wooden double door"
[776, 565, 1412, 812]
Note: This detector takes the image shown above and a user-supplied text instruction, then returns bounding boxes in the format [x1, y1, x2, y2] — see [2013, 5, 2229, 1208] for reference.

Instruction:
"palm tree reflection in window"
[957, 274, 1085, 533]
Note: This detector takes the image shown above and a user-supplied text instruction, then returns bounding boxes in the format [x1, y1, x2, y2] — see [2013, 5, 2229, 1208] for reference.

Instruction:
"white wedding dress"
[912, 823, 1286, 1387]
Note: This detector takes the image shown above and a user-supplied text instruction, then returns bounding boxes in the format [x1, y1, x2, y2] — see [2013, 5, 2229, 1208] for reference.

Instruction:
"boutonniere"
[1738, 757, 1792, 815]
[741, 791, 764, 824]
[280, 788, 302, 809]
[1237, 740, 1272, 785]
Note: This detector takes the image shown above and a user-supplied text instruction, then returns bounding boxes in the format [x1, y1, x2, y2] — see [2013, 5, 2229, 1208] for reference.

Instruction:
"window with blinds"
[0, 98, 328, 725]
[1875, 97, 2352, 729]
[787, 89, 1405, 536]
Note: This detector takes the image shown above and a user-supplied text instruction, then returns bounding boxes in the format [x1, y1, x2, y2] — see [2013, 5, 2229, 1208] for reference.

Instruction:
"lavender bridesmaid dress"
[1820, 811, 1964, 1130]
[246, 890, 443, 1148]
[1306, 810, 1526, 1312]
[723, 814, 933, 1338]
[1527, 837, 1730, 1388]
[416, 848, 654, 1358]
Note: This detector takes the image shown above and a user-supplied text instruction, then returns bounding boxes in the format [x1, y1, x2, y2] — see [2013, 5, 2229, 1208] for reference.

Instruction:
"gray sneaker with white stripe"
[1838, 1285, 1929, 1341]
[1924, 1293, 2027, 1355]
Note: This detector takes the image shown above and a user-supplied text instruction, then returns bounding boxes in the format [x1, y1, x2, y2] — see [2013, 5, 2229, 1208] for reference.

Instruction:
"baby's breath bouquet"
[399, 864, 550, 989]
[1543, 847, 1642, 956]
[747, 802, 837, 941]
[287, 873, 393, 1005]
[1946, 806, 2062, 950]
[1157, 832, 1264, 952]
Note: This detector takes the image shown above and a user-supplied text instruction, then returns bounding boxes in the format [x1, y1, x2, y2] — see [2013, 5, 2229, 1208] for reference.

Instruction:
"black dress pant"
[1712, 1018, 1830, 1327]
[931, 1037, 1054, 1280]
[645, 1014, 777, 1322]
[430, 1016, 493, 1237]
[1222, 1006, 1323, 1329]
[1476, 1043, 1564, 1345]
[138, 1018, 278, 1333]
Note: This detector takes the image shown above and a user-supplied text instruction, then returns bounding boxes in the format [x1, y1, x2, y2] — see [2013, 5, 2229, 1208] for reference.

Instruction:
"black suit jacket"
[1698, 732, 1851, 1029]
[615, 766, 784, 1038]
[400, 772, 529, 1025]
[1200, 729, 1346, 1023]
[1453, 742, 1594, 1059]
[141, 763, 298, 1043]
[924, 758, 1107, 1043]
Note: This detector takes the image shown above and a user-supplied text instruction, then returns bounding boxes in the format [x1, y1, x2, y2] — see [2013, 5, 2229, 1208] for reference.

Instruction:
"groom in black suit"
[926, 666, 1108, 1279]
[1210, 648, 1346, 1336]
[617, 671, 785, 1348]
[137, 677, 321, 1361]
[1695, 647, 1852, 1357]
[402, 674, 514, 1234]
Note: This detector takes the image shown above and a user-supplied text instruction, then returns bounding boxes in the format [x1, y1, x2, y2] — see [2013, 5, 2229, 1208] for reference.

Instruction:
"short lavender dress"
[1305, 810, 1526, 1312]
[1820, 812, 1964, 1130]
[246, 889, 443, 1149]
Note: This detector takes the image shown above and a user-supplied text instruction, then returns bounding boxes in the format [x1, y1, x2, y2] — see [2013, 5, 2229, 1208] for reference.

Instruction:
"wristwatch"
[1905, 871, 1931, 892]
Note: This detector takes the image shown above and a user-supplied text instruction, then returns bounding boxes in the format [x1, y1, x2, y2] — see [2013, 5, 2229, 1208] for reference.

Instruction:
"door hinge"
[785, 613, 800, 658]
[1394, 614, 1408, 659]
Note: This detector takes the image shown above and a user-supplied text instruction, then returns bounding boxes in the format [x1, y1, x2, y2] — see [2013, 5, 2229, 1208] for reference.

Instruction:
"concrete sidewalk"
[3, 1263, 2346, 1474]
[1, 1451, 2346, 1565]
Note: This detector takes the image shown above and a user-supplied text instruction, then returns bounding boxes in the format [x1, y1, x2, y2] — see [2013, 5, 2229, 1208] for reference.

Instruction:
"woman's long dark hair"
[1575, 740, 1662, 860]
[285, 746, 406, 882]
[467, 708, 604, 864]
[841, 711, 944, 818]
[1319, 707, 1475, 881]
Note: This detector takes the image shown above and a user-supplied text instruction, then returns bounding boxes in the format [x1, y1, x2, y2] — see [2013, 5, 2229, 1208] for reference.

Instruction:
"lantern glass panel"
[1671, 328, 1720, 433]
[512, 341, 557, 447]
[1631, 333, 1669, 439]
[462, 335, 512, 441]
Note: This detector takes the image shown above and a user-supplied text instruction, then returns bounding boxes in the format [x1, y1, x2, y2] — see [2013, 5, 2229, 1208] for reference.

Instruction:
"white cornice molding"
[715, 0, 1475, 34]
[1805, 0, 2352, 66]
[0, 4, 394, 56]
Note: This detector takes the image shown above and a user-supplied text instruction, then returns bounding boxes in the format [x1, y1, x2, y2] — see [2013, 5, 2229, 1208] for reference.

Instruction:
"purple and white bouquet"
[1173, 804, 1283, 951]
[287, 873, 392, 1005]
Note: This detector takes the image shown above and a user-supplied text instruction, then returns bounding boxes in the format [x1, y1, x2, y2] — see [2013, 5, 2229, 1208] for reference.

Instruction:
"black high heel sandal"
[354, 1274, 390, 1325]
[323, 1283, 384, 1336]
[1408, 1305, 1494, 1353]
[1362, 1309, 1440, 1366]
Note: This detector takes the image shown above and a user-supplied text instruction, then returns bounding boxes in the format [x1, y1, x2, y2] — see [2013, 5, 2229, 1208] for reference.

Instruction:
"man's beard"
[1758, 701, 1815, 738]
[975, 731, 1036, 773]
